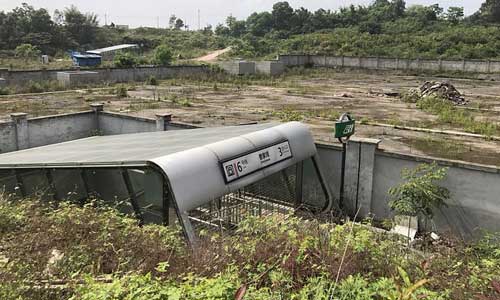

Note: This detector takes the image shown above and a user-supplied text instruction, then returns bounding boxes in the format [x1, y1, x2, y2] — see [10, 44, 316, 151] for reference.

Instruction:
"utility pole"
[157, 16, 160, 28]
[104, 13, 108, 26]
[198, 9, 201, 30]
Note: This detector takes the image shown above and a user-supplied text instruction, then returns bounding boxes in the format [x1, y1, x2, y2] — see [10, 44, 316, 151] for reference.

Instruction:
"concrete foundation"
[218, 61, 256, 75]
[255, 61, 285, 76]
[57, 71, 100, 87]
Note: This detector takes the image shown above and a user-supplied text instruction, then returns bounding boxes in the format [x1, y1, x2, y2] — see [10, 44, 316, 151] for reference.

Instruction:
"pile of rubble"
[419, 81, 468, 105]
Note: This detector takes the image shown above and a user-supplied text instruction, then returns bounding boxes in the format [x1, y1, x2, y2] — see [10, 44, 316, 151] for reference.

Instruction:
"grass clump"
[115, 84, 128, 98]
[171, 96, 193, 107]
[271, 108, 304, 122]
[416, 95, 498, 137]
[145, 76, 158, 86]
[0, 87, 10, 95]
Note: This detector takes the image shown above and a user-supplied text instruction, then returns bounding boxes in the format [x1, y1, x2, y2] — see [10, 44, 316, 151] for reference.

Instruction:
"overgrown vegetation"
[416, 96, 498, 136]
[0, 196, 498, 299]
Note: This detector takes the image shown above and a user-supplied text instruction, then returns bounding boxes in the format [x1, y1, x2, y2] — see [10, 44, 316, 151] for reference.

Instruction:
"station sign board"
[221, 140, 293, 183]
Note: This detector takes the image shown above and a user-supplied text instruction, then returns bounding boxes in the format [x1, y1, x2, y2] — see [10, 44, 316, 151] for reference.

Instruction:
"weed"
[146, 76, 158, 86]
[0, 87, 9, 95]
[115, 85, 128, 98]
[417, 95, 498, 136]
[271, 108, 304, 122]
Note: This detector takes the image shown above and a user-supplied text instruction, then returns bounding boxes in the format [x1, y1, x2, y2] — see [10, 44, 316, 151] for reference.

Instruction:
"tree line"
[2, 1, 500, 60]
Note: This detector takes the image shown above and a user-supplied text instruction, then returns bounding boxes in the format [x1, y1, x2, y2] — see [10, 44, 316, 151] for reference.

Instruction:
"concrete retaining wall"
[316, 140, 500, 239]
[278, 54, 500, 74]
[1, 65, 208, 87]
[0, 121, 17, 153]
[28, 112, 97, 148]
[99, 112, 157, 135]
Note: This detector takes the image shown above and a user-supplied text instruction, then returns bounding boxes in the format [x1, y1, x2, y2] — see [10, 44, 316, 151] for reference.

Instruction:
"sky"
[0, 0, 483, 29]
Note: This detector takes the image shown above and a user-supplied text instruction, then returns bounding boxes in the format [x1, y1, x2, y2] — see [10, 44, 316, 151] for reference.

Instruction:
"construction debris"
[419, 81, 468, 105]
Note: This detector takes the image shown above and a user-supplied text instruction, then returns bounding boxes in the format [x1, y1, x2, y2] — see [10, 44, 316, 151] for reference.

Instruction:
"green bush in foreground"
[0, 197, 498, 299]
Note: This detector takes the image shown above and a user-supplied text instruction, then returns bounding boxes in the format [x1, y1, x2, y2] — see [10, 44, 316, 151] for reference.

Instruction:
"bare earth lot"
[1, 70, 499, 166]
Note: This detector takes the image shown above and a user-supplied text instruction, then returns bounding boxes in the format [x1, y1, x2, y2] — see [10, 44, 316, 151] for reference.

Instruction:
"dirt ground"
[1, 70, 499, 166]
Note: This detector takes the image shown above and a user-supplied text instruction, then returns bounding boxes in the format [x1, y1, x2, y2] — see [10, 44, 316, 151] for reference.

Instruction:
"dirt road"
[194, 47, 231, 62]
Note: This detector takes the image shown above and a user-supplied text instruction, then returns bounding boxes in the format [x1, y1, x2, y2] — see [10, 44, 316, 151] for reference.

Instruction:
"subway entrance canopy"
[0, 122, 333, 243]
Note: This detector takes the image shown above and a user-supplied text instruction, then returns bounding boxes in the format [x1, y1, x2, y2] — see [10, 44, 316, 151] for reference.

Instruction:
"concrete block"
[218, 61, 256, 75]
[56, 71, 100, 87]
[255, 61, 285, 76]
[156, 113, 172, 131]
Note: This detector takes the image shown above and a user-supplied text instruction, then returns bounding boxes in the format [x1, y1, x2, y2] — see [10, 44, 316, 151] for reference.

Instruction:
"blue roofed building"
[71, 52, 102, 67]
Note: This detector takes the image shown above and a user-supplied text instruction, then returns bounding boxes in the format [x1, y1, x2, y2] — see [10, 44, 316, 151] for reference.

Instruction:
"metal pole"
[339, 142, 347, 209]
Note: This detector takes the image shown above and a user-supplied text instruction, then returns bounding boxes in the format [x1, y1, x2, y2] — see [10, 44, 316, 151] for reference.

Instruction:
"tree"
[272, 2, 294, 32]
[475, 0, 500, 23]
[292, 7, 313, 34]
[175, 18, 184, 30]
[246, 12, 272, 36]
[153, 44, 173, 65]
[63, 5, 99, 47]
[169, 15, 177, 29]
[388, 163, 449, 220]
[446, 7, 464, 24]
[225, 16, 246, 37]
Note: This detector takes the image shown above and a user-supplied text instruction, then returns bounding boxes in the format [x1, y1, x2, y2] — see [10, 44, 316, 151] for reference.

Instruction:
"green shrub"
[115, 84, 128, 97]
[0, 87, 9, 95]
[146, 75, 158, 86]
[389, 162, 449, 219]
[153, 44, 173, 66]
[113, 51, 138, 68]
[14, 44, 41, 58]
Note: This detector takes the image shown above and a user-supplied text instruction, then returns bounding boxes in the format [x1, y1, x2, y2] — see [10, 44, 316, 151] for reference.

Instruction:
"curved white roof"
[152, 122, 317, 212]
[0, 122, 319, 213]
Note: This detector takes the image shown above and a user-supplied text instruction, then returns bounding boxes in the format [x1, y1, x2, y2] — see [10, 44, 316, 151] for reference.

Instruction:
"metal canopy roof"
[87, 44, 139, 54]
[0, 122, 324, 215]
[0, 123, 276, 168]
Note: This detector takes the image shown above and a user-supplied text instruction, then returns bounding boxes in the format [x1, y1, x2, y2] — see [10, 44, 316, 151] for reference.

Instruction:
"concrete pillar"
[90, 103, 104, 113]
[343, 137, 381, 217]
[156, 113, 172, 131]
[90, 103, 104, 134]
[11, 113, 29, 150]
